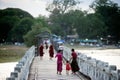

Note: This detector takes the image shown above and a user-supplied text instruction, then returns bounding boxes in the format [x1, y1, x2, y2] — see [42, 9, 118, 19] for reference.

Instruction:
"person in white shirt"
[58, 43, 64, 54]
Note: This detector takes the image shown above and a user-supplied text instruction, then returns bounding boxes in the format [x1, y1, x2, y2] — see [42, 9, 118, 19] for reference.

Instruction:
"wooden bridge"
[6, 31, 120, 80]
[28, 48, 89, 80]
[6, 45, 120, 80]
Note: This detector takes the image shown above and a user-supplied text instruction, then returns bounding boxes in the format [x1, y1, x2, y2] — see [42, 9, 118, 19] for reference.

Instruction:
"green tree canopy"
[47, 0, 81, 37]
[0, 8, 33, 43]
[90, 0, 120, 43]
[46, 0, 80, 14]
[24, 16, 50, 47]
[8, 17, 34, 42]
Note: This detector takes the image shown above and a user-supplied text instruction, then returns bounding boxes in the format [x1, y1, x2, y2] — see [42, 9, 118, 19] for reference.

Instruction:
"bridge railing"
[63, 46, 120, 80]
[6, 46, 35, 80]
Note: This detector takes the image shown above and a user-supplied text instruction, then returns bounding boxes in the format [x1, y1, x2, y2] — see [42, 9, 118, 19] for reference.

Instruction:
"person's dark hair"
[66, 60, 69, 63]
[58, 50, 61, 53]
[71, 48, 74, 52]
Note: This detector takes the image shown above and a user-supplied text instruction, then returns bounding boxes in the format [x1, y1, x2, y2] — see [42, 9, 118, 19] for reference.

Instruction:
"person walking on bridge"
[70, 48, 79, 74]
[66, 60, 71, 75]
[55, 50, 63, 75]
[39, 44, 44, 60]
[49, 44, 54, 60]
[45, 41, 48, 49]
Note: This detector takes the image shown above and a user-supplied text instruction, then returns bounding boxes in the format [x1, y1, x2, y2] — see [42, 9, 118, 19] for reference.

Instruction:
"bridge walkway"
[28, 48, 89, 80]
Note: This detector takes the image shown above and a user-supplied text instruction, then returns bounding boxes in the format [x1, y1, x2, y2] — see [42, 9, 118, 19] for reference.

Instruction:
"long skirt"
[49, 50, 54, 57]
[57, 61, 62, 72]
[40, 52, 44, 56]
[50, 53, 54, 57]
[71, 58, 79, 73]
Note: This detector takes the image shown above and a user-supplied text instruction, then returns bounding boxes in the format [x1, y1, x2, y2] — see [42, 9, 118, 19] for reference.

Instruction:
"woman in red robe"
[49, 44, 54, 60]
[39, 44, 44, 60]
[70, 48, 79, 74]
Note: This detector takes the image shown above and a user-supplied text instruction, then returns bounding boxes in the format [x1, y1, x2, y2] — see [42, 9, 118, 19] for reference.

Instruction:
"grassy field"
[0, 45, 28, 63]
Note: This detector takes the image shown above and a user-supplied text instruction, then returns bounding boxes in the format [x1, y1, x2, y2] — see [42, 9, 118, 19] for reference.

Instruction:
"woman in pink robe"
[55, 50, 63, 75]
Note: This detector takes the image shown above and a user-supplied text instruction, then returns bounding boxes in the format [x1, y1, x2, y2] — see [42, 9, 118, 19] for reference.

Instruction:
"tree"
[24, 25, 51, 47]
[9, 18, 34, 42]
[46, 0, 80, 14]
[48, 9, 65, 36]
[90, 0, 114, 11]
[84, 14, 106, 39]
[62, 9, 106, 39]
[65, 10, 85, 35]
[24, 16, 51, 47]
[0, 16, 20, 42]
[0, 8, 33, 43]
[47, 0, 80, 37]
[90, 0, 120, 43]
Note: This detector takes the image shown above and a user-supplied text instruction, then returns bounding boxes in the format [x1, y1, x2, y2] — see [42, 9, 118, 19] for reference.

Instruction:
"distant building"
[67, 34, 78, 39]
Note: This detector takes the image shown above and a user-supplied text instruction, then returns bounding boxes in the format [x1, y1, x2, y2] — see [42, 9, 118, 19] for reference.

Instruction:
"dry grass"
[0, 45, 28, 63]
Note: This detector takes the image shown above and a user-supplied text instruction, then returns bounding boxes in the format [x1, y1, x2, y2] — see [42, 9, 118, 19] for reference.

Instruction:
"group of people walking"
[39, 42, 79, 75]
[55, 48, 79, 75]
[39, 43, 54, 60]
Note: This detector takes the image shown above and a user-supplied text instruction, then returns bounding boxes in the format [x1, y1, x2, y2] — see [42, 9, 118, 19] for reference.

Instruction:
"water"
[0, 62, 17, 80]
[76, 49, 120, 69]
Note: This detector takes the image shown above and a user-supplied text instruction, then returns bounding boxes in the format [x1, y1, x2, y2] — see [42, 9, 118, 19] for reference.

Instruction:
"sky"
[0, 0, 120, 17]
